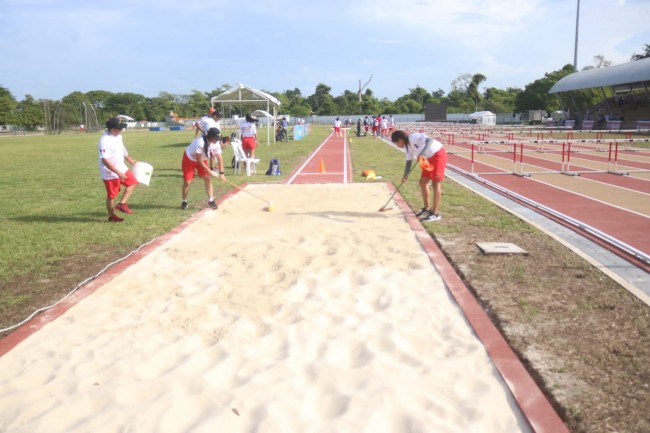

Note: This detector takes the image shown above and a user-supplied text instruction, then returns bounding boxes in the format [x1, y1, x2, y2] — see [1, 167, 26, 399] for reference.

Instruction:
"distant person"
[280, 117, 289, 142]
[181, 127, 226, 210]
[356, 118, 362, 137]
[380, 116, 389, 137]
[391, 130, 447, 222]
[240, 114, 259, 158]
[363, 116, 370, 135]
[195, 108, 222, 138]
[389, 115, 396, 133]
[333, 117, 342, 138]
[98, 117, 140, 222]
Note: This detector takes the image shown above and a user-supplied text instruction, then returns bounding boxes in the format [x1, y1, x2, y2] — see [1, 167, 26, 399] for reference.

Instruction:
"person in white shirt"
[240, 114, 258, 158]
[379, 116, 389, 138]
[181, 128, 227, 210]
[195, 109, 222, 138]
[98, 117, 139, 222]
[333, 117, 342, 138]
[391, 130, 447, 222]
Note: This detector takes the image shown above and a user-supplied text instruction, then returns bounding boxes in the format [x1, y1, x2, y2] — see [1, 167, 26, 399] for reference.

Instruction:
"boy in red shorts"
[98, 118, 140, 222]
[391, 130, 447, 222]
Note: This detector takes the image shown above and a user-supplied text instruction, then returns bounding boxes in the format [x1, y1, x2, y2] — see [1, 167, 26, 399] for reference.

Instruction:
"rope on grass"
[0, 237, 160, 335]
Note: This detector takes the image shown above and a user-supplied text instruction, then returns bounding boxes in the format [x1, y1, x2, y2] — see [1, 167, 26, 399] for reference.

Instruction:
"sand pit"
[0, 183, 530, 432]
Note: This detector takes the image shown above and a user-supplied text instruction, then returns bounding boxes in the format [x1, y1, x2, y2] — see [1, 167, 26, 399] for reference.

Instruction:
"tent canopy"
[469, 111, 496, 125]
[211, 83, 281, 107]
[469, 111, 495, 118]
[210, 83, 281, 144]
[250, 109, 273, 118]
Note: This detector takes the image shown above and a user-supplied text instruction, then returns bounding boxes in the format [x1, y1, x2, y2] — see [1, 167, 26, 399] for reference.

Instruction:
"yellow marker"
[267, 201, 275, 212]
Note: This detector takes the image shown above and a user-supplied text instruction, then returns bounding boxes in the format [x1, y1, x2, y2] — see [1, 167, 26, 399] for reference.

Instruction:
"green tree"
[15, 95, 44, 130]
[630, 43, 650, 60]
[105, 92, 147, 120]
[514, 64, 575, 113]
[308, 83, 335, 115]
[0, 86, 17, 126]
[178, 90, 210, 118]
[467, 73, 487, 111]
[483, 87, 521, 113]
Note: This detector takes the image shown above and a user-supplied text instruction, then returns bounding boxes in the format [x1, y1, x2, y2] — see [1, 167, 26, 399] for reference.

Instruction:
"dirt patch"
[0, 245, 132, 332]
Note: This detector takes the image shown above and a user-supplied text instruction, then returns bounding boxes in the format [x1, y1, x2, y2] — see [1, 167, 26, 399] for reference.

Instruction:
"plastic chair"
[231, 139, 260, 176]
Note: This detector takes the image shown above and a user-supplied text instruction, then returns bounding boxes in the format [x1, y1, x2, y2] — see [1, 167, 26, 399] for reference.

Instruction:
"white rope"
[0, 237, 160, 335]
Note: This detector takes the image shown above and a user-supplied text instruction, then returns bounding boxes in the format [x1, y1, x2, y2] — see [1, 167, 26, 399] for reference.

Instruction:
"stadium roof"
[549, 57, 650, 93]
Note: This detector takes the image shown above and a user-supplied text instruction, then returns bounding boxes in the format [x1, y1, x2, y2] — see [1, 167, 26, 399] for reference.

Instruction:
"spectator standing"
[280, 117, 289, 142]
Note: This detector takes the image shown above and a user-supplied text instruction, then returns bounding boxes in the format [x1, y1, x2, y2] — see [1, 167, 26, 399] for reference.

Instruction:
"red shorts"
[103, 170, 137, 199]
[420, 147, 447, 181]
[242, 136, 257, 153]
[182, 151, 209, 181]
[334, 126, 341, 133]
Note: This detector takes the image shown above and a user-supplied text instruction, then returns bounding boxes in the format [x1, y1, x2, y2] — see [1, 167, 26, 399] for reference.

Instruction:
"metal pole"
[573, 0, 580, 69]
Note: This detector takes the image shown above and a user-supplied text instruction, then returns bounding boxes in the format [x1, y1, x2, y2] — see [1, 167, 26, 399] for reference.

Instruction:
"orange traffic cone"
[319, 158, 326, 173]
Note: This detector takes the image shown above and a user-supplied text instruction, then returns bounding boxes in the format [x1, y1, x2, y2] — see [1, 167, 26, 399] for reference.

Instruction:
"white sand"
[0, 183, 530, 433]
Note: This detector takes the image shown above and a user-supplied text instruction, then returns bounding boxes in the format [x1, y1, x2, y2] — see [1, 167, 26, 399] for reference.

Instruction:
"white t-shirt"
[334, 119, 342, 127]
[98, 131, 129, 180]
[198, 116, 221, 134]
[380, 118, 388, 128]
[404, 133, 443, 160]
[185, 137, 220, 162]
[240, 121, 257, 138]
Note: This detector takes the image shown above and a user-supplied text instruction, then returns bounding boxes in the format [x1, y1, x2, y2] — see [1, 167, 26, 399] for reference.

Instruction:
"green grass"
[0, 127, 328, 282]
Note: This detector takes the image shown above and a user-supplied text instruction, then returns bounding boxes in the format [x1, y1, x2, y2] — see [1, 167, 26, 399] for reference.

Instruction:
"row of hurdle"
[461, 138, 650, 177]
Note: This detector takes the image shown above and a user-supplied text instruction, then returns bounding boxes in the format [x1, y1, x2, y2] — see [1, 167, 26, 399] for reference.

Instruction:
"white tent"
[210, 84, 281, 145]
[469, 111, 496, 126]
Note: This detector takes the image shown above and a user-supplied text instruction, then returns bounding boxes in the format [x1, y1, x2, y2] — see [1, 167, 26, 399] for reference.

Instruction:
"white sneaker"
[423, 213, 441, 222]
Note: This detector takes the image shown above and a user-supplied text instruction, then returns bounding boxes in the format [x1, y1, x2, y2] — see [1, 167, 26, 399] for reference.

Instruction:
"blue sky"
[1, 0, 648, 101]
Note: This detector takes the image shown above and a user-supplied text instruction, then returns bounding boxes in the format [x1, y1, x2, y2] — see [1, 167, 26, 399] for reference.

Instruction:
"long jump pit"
[0, 183, 539, 433]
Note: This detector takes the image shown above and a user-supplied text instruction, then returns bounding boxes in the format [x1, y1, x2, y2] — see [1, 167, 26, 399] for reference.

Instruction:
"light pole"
[573, 0, 580, 70]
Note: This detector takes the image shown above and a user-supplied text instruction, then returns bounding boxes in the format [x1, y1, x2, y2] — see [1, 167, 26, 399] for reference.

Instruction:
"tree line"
[1, 44, 647, 132]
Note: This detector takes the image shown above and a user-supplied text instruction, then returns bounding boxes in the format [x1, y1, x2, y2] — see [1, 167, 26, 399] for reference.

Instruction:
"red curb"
[389, 183, 569, 433]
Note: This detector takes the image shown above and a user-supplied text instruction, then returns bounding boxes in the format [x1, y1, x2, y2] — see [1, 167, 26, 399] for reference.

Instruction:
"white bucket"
[133, 162, 153, 186]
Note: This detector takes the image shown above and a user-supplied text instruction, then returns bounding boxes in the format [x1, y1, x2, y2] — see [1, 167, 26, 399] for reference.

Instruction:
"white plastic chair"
[231, 139, 260, 176]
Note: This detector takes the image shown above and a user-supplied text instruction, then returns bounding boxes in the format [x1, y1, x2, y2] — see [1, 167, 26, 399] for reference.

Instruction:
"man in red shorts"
[391, 130, 447, 222]
[98, 118, 140, 222]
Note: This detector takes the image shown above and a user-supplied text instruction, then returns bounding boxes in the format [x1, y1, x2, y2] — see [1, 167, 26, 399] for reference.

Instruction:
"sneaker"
[181, 201, 188, 210]
[208, 200, 218, 209]
[115, 203, 133, 214]
[108, 214, 124, 222]
[423, 213, 442, 222]
[415, 208, 430, 218]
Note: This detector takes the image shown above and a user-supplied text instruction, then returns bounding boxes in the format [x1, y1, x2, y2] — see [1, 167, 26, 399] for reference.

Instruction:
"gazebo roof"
[211, 83, 281, 107]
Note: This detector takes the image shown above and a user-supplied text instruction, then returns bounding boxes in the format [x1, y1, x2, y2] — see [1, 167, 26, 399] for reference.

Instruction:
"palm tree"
[467, 73, 487, 111]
